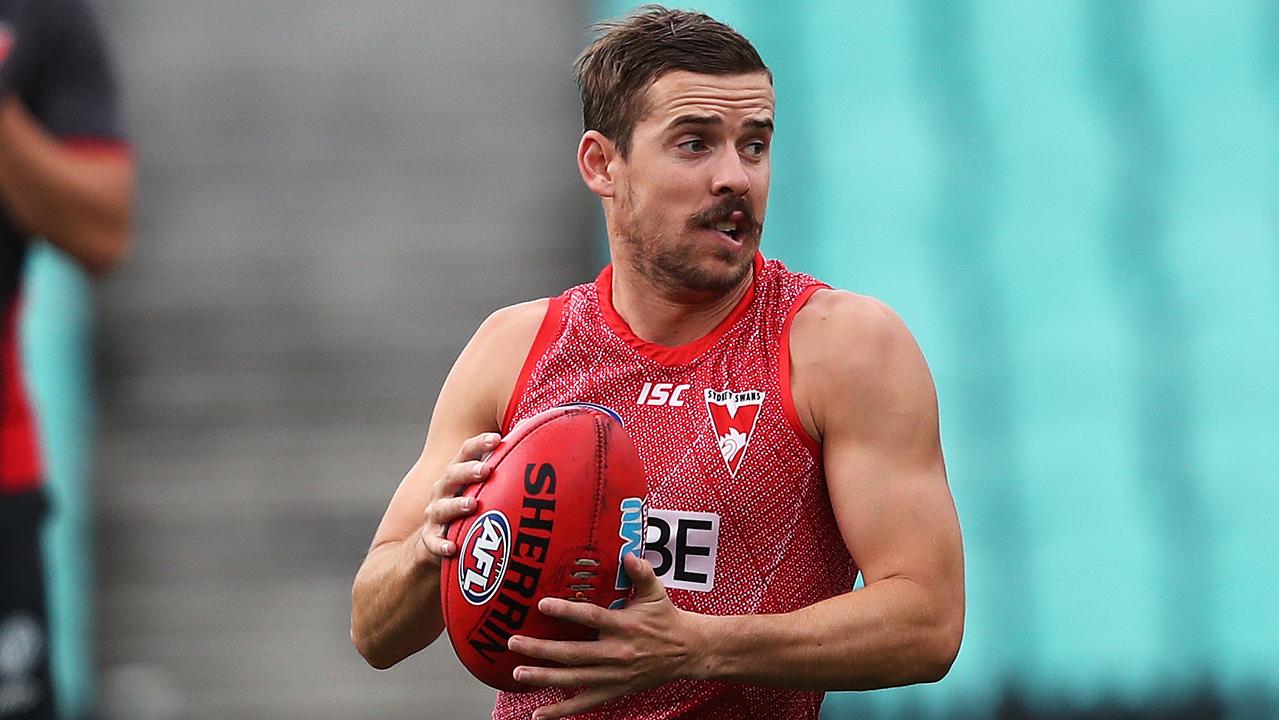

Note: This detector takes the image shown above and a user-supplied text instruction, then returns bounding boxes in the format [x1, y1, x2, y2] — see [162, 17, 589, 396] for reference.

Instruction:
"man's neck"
[608, 260, 754, 347]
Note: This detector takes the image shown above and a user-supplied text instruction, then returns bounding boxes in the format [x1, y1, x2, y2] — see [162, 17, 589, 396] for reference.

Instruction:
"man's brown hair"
[574, 5, 770, 158]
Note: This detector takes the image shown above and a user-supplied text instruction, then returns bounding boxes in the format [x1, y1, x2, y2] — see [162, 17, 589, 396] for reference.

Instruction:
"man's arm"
[0, 97, 133, 274]
[510, 289, 963, 718]
[693, 289, 964, 686]
[351, 299, 547, 669]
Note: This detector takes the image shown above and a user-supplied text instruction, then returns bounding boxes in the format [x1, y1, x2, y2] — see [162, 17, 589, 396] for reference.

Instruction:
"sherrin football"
[440, 404, 647, 692]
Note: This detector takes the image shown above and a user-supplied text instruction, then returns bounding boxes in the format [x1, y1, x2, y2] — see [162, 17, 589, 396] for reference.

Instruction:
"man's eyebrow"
[666, 115, 775, 132]
[667, 114, 721, 129]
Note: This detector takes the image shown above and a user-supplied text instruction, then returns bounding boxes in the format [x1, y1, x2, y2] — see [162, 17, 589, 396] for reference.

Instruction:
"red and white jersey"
[493, 254, 857, 720]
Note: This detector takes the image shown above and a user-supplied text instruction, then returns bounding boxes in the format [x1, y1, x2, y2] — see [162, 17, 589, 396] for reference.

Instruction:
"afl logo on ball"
[459, 510, 511, 606]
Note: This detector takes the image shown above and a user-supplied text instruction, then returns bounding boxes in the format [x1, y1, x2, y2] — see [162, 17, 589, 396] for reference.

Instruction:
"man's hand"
[508, 554, 706, 720]
[351, 432, 502, 667]
[353, 301, 545, 668]
[415, 432, 500, 566]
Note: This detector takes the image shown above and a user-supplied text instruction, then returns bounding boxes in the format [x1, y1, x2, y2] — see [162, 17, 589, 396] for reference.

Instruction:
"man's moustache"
[689, 198, 756, 231]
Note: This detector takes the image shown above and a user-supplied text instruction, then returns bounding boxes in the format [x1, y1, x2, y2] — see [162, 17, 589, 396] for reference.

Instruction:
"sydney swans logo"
[703, 389, 764, 477]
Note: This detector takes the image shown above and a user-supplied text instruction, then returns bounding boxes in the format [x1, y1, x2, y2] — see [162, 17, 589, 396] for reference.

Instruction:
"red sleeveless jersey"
[493, 254, 856, 720]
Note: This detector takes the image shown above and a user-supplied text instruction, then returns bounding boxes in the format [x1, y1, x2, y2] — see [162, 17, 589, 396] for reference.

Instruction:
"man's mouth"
[711, 219, 739, 240]
[705, 210, 748, 242]
[690, 197, 755, 245]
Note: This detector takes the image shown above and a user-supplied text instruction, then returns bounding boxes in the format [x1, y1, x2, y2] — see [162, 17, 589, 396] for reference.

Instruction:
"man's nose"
[711, 150, 751, 196]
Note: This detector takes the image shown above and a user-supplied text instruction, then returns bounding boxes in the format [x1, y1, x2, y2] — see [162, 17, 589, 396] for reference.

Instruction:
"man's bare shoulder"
[473, 298, 551, 346]
[792, 289, 913, 373]
[447, 298, 553, 430]
[790, 289, 934, 438]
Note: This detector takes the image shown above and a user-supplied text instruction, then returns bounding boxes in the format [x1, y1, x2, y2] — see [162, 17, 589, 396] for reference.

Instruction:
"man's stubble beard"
[617, 186, 760, 295]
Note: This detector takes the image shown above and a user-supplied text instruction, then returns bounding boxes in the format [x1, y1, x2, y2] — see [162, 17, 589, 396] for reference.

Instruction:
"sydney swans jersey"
[493, 254, 856, 720]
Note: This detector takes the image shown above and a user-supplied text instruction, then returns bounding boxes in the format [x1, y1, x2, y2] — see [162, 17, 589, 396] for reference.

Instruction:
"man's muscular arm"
[0, 98, 133, 274]
[512, 289, 963, 718]
[692, 289, 964, 687]
[351, 300, 547, 669]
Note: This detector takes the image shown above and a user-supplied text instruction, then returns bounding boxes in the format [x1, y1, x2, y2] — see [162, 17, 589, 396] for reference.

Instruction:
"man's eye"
[678, 139, 707, 152]
[743, 141, 767, 157]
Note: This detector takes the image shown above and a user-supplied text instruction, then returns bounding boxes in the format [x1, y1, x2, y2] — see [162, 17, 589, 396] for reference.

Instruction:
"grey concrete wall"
[92, 2, 594, 717]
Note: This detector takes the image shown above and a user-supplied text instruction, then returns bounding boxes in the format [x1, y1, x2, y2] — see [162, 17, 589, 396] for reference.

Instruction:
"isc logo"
[636, 382, 691, 407]
[459, 510, 511, 605]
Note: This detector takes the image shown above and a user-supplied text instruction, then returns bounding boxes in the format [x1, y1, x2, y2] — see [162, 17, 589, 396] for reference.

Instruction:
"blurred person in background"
[352, 6, 962, 720]
[0, 0, 132, 718]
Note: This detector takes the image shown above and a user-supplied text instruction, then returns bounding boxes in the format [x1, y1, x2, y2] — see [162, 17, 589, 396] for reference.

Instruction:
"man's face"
[612, 70, 775, 294]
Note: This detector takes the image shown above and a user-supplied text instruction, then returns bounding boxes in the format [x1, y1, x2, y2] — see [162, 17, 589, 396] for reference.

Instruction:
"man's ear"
[577, 130, 618, 198]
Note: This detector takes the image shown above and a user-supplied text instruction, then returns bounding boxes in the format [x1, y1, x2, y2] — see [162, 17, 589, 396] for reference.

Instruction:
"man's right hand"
[352, 300, 547, 667]
[415, 432, 501, 566]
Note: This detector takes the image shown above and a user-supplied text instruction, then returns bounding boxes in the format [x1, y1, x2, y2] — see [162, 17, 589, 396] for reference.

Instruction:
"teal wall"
[596, 2, 1279, 716]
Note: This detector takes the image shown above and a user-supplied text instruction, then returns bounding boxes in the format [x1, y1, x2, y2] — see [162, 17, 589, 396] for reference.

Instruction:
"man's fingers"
[421, 495, 479, 562]
[420, 530, 458, 560]
[508, 635, 618, 667]
[417, 434, 499, 566]
[452, 432, 501, 464]
[514, 663, 619, 690]
[537, 597, 617, 631]
[428, 495, 477, 525]
[437, 433, 501, 502]
[622, 553, 664, 601]
[432, 460, 488, 500]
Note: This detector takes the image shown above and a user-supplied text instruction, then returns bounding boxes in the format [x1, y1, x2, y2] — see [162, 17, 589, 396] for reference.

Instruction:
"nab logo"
[704, 389, 764, 477]
[637, 382, 690, 407]
[458, 510, 511, 606]
[610, 497, 646, 609]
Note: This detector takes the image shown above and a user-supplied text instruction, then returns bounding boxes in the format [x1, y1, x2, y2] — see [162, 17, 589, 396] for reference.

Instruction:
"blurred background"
[18, 0, 1279, 718]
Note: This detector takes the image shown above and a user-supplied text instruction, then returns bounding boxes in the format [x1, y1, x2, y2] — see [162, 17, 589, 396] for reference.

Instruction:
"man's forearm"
[0, 98, 133, 274]
[691, 577, 962, 691]
[350, 534, 446, 669]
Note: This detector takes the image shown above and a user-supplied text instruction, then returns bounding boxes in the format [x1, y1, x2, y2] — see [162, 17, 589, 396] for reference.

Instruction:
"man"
[0, 1, 133, 718]
[352, 7, 963, 720]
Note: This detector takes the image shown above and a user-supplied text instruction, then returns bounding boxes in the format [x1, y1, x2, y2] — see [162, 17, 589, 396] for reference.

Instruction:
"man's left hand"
[508, 553, 707, 720]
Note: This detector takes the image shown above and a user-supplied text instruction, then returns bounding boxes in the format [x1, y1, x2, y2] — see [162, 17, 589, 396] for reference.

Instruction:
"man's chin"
[660, 249, 755, 294]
